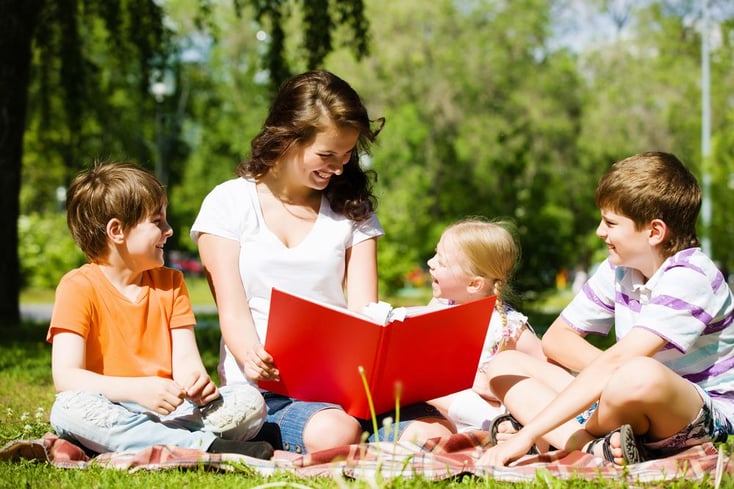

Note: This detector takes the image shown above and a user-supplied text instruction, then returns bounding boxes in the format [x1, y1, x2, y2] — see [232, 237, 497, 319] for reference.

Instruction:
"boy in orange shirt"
[47, 162, 272, 458]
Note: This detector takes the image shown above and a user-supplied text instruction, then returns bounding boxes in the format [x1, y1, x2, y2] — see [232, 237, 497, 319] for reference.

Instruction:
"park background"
[6, 0, 734, 321]
[3, 2, 734, 487]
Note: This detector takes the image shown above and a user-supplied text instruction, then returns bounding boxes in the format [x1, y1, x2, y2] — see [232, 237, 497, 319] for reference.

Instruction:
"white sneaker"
[200, 384, 266, 441]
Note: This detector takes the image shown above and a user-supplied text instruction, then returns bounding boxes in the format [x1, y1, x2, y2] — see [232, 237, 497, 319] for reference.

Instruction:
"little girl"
[427, 218, 545, 433]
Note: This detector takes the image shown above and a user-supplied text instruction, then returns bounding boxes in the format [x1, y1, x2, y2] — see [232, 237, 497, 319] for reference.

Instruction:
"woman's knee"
[302, 408, 361, 452]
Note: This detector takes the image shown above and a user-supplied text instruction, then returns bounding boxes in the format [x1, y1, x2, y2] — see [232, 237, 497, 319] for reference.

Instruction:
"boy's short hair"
[595, 152, 701, 257]
[66, 162, 167, 262]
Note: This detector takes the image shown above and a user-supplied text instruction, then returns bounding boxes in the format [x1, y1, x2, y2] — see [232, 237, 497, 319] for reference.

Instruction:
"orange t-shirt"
[47, 263, 197, 379]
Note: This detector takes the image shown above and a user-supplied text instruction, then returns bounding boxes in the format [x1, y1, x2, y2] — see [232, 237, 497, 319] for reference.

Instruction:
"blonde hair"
[441, 218, 520, 331]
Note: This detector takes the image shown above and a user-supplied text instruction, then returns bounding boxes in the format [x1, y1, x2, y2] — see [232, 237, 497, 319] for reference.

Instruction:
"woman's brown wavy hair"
[237, 70, 384, 221]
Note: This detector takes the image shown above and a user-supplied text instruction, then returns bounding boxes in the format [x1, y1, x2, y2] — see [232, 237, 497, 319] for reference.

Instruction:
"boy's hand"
[479, 428, 536, 466]
[136, 377, 186, 415]
[244, 344, 279, 382]
[183, 371, 220, 406]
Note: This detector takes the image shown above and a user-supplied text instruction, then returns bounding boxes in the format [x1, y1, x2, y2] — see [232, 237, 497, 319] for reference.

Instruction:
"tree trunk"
[0, 0, 45, 325]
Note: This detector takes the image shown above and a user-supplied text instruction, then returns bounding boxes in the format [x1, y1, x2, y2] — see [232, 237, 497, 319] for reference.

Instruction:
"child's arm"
[515, 325, 545, 360]
[480, 326, 668, 466]
[170, 326, 220, 406]
[541, 316, 603, 372]
[51, 331, 187, 415]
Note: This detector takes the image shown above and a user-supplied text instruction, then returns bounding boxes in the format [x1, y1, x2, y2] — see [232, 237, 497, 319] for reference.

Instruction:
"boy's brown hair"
[66, 162, 167, 262]
[595, 152, 701, 257]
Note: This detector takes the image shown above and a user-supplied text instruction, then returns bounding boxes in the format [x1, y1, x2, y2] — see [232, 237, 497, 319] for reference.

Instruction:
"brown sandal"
[585, 424, 644, 465]
[488, 413, 539, 454]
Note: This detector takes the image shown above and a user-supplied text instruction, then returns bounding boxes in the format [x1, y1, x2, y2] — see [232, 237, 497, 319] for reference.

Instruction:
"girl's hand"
[135, 377, 186, 415]
[243, 344, 279, 382]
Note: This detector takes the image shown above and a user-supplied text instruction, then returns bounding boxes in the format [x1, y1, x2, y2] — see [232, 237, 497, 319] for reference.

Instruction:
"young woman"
[192, 70, 452, 454]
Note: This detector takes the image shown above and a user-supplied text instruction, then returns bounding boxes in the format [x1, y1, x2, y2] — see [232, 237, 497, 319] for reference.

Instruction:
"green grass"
[3, 287, 725, 487]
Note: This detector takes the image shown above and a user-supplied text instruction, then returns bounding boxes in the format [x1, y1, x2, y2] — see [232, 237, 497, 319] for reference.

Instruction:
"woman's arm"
[197, 232, 277, 382]
[344, 237, 379, 312]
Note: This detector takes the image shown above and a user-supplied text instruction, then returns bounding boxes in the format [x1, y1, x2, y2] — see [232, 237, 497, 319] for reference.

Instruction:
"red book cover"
[259, 288, 496, 419]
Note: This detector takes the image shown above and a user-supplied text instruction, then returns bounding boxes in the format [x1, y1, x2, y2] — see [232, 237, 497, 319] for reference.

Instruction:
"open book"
[259, 288, 496, 419]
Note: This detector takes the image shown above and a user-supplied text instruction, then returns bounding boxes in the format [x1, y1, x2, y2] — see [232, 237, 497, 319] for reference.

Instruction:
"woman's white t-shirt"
[191, 177, 384, 385]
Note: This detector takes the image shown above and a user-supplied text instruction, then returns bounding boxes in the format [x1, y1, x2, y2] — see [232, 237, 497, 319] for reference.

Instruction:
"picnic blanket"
[1, 430, 730, 484]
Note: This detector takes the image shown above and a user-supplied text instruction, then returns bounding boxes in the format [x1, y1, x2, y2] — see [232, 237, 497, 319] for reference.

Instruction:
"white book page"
[361, 301, 449, 325]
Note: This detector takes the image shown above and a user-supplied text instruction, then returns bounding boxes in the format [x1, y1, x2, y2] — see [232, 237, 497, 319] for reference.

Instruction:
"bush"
[18, 213, 86, 289]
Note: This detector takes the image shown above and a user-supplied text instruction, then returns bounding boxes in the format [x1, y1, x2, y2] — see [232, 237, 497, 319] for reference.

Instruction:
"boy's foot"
[200, 384, 266, 440]
[250, 422, 283, 451]
[584, 424, 644, 465]
[207, 438, 274, 460]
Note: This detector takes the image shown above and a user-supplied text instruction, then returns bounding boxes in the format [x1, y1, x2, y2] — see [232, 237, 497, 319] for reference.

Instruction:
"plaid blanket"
[0, 431, 729, 484]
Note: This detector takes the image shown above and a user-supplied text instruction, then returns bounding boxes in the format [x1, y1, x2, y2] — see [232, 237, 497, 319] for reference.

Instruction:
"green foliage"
[164, 2, 272, 251]
[16, 0, 734, 304]
[327, 0, 588, 295]
[18, 214, 85, 290]
[23, 0, 173, 215]
[711, 113, 734, 273]
[253, 0, 370, 92]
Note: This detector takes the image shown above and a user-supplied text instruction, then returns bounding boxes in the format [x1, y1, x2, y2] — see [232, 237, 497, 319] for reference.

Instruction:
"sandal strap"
[488, 413, 539, 455]
[489, 413, 523, 445]
[585, 429, 615, 462]
[585, 425, 643, 465]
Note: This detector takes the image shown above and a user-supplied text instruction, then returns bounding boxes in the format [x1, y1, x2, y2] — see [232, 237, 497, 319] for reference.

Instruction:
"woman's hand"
[243, 344, 279, 382]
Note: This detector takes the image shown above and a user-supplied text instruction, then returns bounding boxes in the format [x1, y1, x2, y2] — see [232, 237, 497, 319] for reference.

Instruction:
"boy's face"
[596, 209, 652, 271]
[124, 206, 173, 272]
[426, 234, 476, 304]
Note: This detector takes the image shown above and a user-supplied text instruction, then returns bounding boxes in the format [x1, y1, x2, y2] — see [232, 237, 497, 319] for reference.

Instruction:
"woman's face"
[284, 123, 359, 191]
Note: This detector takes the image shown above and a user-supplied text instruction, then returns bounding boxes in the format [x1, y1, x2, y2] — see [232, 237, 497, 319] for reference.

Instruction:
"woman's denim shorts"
[264, 392, 443, 453]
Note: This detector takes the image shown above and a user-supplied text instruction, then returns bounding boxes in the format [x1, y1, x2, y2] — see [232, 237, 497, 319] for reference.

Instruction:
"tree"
[577, 1, 734, 268]
[1, 0, 170, 326]
[1, 0, 370, 326]
[324, 0, 587, 295]
[0, 0, 46, 324]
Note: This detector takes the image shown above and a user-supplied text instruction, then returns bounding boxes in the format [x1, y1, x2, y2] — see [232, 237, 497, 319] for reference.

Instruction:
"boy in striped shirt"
[479, 152, 734, 467]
